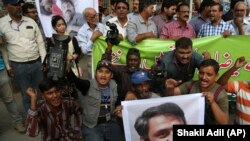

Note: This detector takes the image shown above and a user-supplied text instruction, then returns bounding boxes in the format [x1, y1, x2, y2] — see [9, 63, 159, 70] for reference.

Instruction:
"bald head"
[83, 7, 97, 18]
[234, 1, 247, 17]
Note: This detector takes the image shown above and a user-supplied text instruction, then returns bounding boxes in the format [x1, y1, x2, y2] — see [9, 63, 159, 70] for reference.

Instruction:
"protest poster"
[122, 93, 205, 141]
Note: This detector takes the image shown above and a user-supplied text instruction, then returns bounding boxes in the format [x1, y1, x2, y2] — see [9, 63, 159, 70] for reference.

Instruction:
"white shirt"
[227, 16, 250, 35]
[77, 22, 104, 55]
[0, 15, 46, 62]
[104, 17, 129, 39]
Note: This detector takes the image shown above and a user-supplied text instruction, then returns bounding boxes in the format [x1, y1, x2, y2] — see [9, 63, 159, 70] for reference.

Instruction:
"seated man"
[125, 70, 160, 100]
[217, 56, 249, 124]
[26, 78, 83, 140]
[165, 59, 229, 124]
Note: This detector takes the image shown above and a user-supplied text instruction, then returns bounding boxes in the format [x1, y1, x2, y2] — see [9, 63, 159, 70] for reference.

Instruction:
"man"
[125, 70, 160, 100]
[160, 3, 196, 40]
[222, 0, 243, 22]
[103, 41, 143, 104]
[0, 0, 46, 112]
[160, 37, 209, 86]
[128, 0, 139, 20]
[61, 0, 84, 36]
[126, 0, 157, 45]
[134, 102, 186, 141]
[101, 8, 109, 23]
[102, 0, 117, 24]
[152, 0, 177, 36]
[22, 2, 46, 40]
[227, 1, 250, 35]
[67, 59, 124, 141]
[189, 0, 211, 35]
[26, 78, 82, 140]
[77, 7, 104, 79]
[198, 2, 236, 38]
[104, 0, 129, 39]
[165, 59, 229, 124]
[0, 33, 25, 133]
[217, 56, 249, 124]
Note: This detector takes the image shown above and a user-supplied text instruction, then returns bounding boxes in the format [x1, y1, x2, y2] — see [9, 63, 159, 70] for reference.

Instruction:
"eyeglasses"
[116, 6, 128, 10]
[235, 9, 245, 12]
[87, 14, 98, 19]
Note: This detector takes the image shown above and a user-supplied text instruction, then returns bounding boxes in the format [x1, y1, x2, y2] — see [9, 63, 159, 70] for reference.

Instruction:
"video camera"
[151, 60, 167, 81]
[46, 34, 71, 81]
[105, 21, 120, 45]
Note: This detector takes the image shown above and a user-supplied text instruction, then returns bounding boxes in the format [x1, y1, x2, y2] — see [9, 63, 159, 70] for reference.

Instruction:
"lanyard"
[99, 86, 110, 105]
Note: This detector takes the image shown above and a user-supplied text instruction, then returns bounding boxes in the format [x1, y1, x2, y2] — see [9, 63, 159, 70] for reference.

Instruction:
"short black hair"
[126, 48, 141, 61]
[176, 2, 189, 12]
[134, 102, 186, 140]
[115, 0, 129, 10]
[175, 37, 193, 49]
[22, 2, 36, 14]
[39, 78, 57, 93]
[161, 0, 177, 12]
[198, 0, 211, 13]
[210, 2, 223, 12]
[199, 59, 220, 74]
[139, 0, 155, 13]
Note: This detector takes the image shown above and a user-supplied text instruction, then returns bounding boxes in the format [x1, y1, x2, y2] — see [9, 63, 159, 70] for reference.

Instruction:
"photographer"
[45, 15, 82, 99]
[104, 0, 129, 40]
[156, 37, 210, 96]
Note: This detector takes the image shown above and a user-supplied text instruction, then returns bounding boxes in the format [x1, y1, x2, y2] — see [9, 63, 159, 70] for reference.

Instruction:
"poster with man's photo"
[122, 93, 205, 141]
[36, 0, 98, 37]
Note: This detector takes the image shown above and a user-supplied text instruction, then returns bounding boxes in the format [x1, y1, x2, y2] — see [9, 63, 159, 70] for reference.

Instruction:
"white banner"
[122, 93, 205, 141]
[36, 0, 98, 37]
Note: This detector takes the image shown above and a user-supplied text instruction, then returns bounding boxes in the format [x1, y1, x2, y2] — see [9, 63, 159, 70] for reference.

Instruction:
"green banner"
[93, 36, 250, 81]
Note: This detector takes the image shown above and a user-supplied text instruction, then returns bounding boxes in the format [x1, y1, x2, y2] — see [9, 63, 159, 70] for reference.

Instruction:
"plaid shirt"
[160, 20, 196, 39]
[197, 20, 236, 37]
[26, 98, 82, 141]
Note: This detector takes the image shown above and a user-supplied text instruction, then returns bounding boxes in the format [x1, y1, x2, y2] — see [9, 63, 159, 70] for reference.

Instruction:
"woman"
[46, 15, 82, 98]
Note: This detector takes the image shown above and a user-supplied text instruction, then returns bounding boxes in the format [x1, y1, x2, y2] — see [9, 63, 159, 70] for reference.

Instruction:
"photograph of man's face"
[121, 94, 205, 141]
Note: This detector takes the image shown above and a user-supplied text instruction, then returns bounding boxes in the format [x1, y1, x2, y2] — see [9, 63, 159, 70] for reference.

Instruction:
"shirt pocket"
[24, 27, 35, 40]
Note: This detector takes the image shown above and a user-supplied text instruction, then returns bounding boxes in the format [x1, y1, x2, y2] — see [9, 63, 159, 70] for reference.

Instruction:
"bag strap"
[188, 80, 195, 93]
[214, 85, 225, 101]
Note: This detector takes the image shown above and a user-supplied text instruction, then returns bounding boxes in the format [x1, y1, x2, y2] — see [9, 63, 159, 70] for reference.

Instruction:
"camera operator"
[45, 15, 82, 99]
[104, 0, 130, 40]
[156, 37, 210, 96]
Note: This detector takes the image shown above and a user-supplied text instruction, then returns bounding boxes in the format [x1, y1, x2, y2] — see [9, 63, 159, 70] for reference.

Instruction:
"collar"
[44, 101, 63, 115]
[7, 14, 25, 23]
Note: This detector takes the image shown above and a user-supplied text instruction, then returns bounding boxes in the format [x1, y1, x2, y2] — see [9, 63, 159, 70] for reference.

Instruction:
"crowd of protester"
[0, 0, 250, 140]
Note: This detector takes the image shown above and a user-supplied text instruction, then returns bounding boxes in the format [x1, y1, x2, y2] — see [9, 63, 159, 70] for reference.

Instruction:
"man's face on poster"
[61, 1, 75, 23]
[146, 114, 184, 141]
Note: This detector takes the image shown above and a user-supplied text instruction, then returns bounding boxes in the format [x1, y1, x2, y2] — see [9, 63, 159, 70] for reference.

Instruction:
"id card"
[106, 113, 111, 121]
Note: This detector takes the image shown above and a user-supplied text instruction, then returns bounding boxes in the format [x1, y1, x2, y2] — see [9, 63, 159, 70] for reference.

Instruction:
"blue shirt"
[0, 53, 4, 70]
[197, 20, 235, 38]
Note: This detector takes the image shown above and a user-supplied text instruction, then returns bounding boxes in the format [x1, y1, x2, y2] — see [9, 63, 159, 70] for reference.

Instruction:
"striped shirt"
[197, 20, 235, 38]
[227, 81, 250, 124]
[26, 98, 82, 141]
